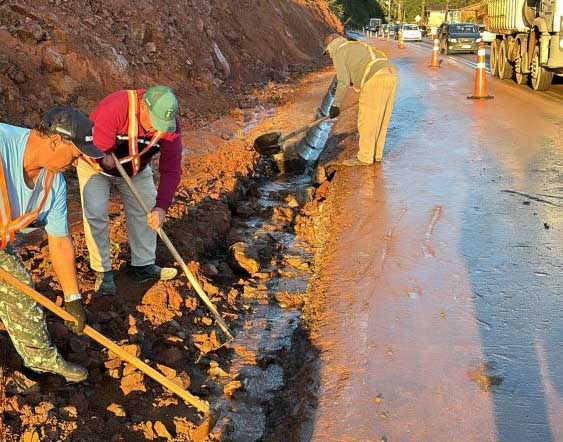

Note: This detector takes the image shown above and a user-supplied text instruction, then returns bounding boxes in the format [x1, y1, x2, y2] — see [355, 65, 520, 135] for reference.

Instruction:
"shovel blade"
[253, 132, 283, 156]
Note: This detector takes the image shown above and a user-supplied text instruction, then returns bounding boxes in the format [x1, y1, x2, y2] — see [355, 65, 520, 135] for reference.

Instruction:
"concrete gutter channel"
[211, 79, 349, 441]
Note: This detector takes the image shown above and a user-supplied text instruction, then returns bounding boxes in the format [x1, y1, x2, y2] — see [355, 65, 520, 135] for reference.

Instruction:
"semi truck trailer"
[487, 0, 563, 90]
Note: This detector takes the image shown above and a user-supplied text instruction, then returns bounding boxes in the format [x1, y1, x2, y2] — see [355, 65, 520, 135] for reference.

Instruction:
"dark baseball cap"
[40, 107, 104, 159]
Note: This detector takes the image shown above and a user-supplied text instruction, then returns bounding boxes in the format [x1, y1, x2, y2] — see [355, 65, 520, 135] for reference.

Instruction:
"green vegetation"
[327, 0, 477, 25]
[327, 0, 385, 25]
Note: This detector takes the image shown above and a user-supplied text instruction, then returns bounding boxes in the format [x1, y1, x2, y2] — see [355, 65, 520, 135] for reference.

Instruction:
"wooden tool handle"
[110, 154, 234, 341]
[0, 268, 210, 414]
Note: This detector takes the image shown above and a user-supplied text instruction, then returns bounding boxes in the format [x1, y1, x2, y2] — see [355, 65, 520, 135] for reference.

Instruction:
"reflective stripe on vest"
[0, 159, 55, 249]
[336, 42, 387, 92]
[82, 90, 163, 177]
[360, 46, 380, 88]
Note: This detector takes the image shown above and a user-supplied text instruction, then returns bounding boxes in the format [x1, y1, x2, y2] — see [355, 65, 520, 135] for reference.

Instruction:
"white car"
[401, 24, 422, 41]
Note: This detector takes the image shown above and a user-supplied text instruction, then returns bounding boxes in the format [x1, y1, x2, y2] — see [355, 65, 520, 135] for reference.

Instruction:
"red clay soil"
[0, 1, 343, 440]
[0, 0, 341, 127]
[0, 68, 337, 441]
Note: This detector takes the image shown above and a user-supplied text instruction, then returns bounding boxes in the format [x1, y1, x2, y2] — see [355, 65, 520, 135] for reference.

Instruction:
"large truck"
[487, 0, 563, 90]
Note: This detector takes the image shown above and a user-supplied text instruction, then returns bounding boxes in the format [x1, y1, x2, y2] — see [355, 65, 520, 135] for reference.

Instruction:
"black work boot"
[130, 264, 178, 283]
[95, 271, 116, 296]
[50, 360, 89, 383]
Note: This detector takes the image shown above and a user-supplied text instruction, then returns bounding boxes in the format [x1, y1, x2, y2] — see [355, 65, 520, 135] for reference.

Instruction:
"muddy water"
[308, 38, 563, 441]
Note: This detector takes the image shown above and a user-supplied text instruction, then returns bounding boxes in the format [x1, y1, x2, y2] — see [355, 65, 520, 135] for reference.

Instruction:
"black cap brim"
[75, 141, 105, 159]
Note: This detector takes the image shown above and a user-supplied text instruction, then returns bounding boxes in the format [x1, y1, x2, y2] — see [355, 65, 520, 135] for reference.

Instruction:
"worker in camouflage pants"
[0, 107, 104, 381]
[0, 247, 63, 371]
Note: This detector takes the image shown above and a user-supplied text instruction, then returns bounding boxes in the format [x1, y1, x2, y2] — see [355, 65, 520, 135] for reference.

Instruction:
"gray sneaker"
[51, 360, 88, 383]
[95, 271, 116, 296]
[130, 264, 178, 283]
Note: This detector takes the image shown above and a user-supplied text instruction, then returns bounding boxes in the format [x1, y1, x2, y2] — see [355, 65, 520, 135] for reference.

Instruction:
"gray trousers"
[77, 159, 157, 272]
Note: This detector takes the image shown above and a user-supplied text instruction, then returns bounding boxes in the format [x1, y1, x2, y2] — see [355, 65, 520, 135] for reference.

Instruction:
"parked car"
[401, 24, 422, 41]
[439, 23, 481, 54]
[384, 24, 396, 38]
[478, 24, 496, 44]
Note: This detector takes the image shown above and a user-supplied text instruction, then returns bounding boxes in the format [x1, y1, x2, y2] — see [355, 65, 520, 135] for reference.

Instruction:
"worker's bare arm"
[47, 235, 80, 298]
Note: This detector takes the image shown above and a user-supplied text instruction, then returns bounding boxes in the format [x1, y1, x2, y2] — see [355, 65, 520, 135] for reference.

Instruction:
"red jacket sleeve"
[155, 117, 183, 211]
[90, 91, 129, 152]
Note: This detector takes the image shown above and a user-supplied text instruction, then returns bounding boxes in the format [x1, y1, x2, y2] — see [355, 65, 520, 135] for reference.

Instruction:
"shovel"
[110, 154, 234, 343]
[0, 267, 218, 440]
[253, 106, 353, 156]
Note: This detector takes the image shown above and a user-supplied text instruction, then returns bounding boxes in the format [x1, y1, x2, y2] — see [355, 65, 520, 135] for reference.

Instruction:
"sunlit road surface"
[309, 35, 563, 442]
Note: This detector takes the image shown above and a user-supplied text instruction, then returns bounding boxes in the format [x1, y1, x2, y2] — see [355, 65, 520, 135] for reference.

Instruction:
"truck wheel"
[490, 40, 499, 77]
[498, 40, 513, 80]
[514, 41, 528, 85]
[530, 47, 554, 91]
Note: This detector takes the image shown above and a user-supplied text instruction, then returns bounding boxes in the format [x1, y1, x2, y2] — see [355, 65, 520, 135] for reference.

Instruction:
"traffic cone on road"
[467, 42, 494, 100]
[430, 38, 440, 68]
[398, 31, 405, 49]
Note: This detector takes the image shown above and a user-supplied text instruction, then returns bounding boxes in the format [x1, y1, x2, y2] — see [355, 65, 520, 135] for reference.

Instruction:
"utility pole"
[387, 0, 391, 23]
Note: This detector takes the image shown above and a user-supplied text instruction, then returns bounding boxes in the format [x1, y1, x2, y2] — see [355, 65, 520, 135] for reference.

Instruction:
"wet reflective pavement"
[309, 37, 563, 441]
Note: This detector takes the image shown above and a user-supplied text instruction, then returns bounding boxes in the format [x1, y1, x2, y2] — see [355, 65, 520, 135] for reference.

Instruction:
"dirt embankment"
[0, 0, 341, 127]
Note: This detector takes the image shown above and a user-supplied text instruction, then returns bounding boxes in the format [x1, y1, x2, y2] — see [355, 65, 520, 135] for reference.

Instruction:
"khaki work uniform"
[328, 38, 398, 162]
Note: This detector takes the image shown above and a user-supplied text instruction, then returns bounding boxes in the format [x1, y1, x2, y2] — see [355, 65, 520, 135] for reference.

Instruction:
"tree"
[327, 0, 386, 26]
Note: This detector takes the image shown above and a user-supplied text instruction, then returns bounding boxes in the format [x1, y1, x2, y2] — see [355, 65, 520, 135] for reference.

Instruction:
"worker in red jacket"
[77, 86, 183, 295]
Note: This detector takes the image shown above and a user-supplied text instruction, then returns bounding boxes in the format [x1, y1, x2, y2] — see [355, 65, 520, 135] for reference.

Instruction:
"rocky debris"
[156, 363, 177, 380]
[240, 365, 284, 401]
[284, 256, 311, 271]
[272, 207, 295, 224]
[154, 421, 173, 439]
[285, 194, 300, 208]
[275, 292, 306, 309]
[224, 380, 243, 397]
[41, 47, 64, 72]
[208, 361, 230, 379]
[192, 331, 221, 355]
[120, 371, 146, 396]
[230, 242, 261, 275]
[107, 403, 127, 418]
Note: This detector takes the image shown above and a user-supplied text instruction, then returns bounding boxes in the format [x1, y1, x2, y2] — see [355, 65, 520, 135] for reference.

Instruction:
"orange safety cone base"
[467, 95, 494, 100]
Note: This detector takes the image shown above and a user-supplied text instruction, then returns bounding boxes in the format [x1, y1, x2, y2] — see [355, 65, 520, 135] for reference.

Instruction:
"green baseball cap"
[144, 85, 179, 133]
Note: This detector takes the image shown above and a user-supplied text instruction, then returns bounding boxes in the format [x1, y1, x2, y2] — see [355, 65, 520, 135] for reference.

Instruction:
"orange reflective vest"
[84, 90, 163, 177]
[0, 158, 55, 249]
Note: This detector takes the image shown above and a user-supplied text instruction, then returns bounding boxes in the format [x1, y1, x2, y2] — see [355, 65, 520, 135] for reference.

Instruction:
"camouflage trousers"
[0, 247, 63, 373]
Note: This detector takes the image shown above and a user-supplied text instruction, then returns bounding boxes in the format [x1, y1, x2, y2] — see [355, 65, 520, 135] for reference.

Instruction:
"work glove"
[329, 106, 340, 119]
[64, 299, 86, 335]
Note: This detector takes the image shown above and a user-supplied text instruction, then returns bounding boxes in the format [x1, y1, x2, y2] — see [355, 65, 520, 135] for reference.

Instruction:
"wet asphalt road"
[310, 36, 563, 442]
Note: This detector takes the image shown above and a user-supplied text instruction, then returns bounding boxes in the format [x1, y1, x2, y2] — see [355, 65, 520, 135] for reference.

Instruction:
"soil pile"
[0, 0, 341, 127]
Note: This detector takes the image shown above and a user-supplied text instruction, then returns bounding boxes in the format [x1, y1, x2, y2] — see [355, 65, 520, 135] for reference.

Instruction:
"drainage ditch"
[214, 81, 337, 442]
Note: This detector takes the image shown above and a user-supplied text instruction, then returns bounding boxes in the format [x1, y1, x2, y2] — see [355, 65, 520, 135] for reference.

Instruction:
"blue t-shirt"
[0, 123, 68, 238]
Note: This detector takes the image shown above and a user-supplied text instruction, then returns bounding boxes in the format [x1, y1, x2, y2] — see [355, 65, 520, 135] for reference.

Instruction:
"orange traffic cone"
[398, 31, 405, 49]
[467, 42, 494, 100]
[430, 38, 440, 68]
